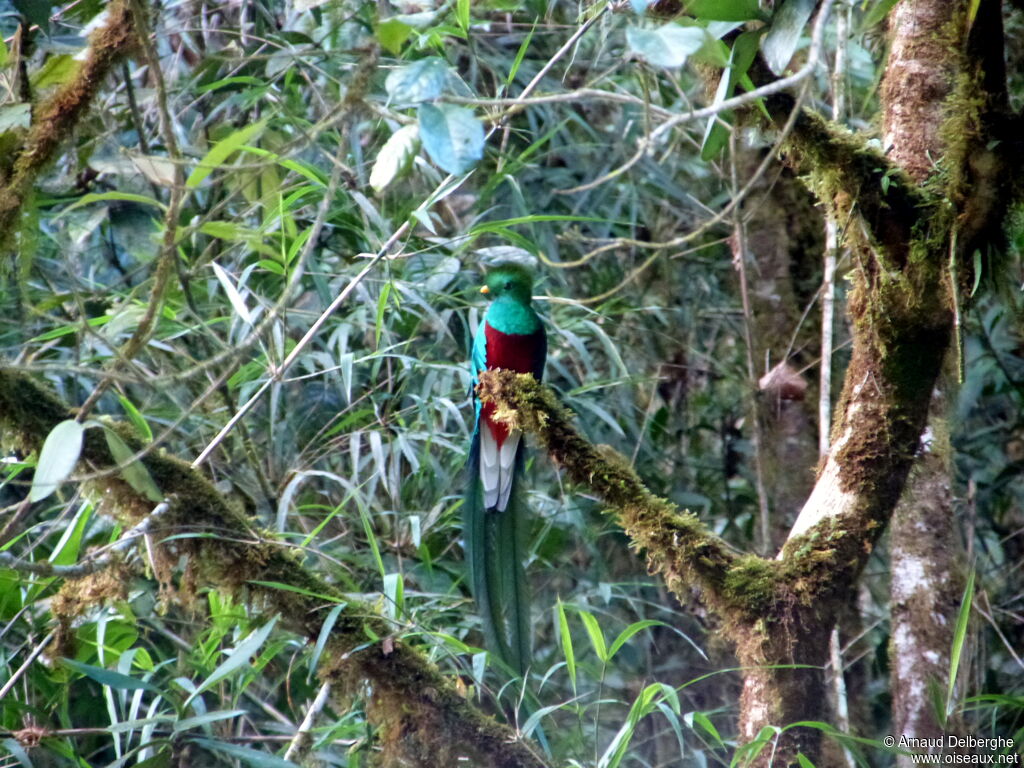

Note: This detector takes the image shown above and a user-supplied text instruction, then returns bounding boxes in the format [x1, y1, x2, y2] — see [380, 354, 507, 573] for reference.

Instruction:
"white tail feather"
[479, 427, 521, 511]
[496, 431, 520, 511]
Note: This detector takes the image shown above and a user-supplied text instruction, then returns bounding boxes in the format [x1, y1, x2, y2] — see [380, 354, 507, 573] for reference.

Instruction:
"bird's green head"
[480, 263, 535, 304]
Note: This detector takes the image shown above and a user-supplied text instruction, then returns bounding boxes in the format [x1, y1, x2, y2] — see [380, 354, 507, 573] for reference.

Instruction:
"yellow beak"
[479, 285, 490, 294]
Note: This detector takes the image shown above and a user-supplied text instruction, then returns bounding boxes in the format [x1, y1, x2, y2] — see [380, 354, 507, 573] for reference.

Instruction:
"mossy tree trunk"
[482, 1, 1019, 765]
[890, 391, 965, 764]
[734, 0, 1015, 761]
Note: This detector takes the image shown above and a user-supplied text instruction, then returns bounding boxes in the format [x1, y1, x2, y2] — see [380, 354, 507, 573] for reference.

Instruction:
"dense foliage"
[0, 0, 1023, 766]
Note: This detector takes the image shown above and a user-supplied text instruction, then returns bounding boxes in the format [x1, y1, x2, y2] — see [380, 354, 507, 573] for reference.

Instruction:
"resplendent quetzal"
[465, 262, 546, 675]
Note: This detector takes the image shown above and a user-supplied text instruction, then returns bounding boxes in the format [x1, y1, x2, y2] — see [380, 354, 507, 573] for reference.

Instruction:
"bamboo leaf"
[577, 609, 608, 663]
[63, 659, 161, 693]
[186, 617, 278, 705]
[187, 119, 269, 188]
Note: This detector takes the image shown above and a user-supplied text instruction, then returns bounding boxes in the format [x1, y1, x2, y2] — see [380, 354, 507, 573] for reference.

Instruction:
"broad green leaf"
[106, 720, 172, 746]
[187, 119, 269, 188]
[0, 103, 30, 132]
[378, 18, 413, 55]
[187, 617, 278, 705]
[732, 725, 780, 766]
[0, 569, 24, 618]
[31, 53, 75, 88]
[370, 124, 420, 192]
[862, 0, 900, 28]
[762, 0, 815, 75]
[383, 572, 404, 619]
[686, 710, 723, 744]
[196, 75, 266, 93]
[701, 29, 761, 160]
[199, 221, 250, 241]
[418, 103, 484, 174]
[600, 683, 677, 768]
[626, 24, 706, 68]
[104, 427, 163, 502]
[13, 0, 54, 29]
[577, 609, 608, 663]
[375, 281, 392, 348]
[521, 703, 565, 739]
[48, 500, 92, 566]
[2, 737, 34, 768]
[258, 259, 285, 275]
[702, 74, 734, 162]
[685, 0, 763, 21]
[30, 419, 85, 502]
[63, 658, 161, 693]
[197, 222, 279, 259]
[284, 227, 313, 266]
[385, 57, 450, 103]
[236, 146, 328, 186]
[456, 0, 470, 31]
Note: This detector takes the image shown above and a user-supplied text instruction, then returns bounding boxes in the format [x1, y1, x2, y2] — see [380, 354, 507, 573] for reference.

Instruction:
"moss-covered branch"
[0, 0, 138, 245]
[476, 369, 767, 613]
[762, 93, 927, 265]
[0, 367, 546, 768]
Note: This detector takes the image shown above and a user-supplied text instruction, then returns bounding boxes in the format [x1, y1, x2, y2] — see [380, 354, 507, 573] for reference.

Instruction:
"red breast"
[481, 322, 545, 449]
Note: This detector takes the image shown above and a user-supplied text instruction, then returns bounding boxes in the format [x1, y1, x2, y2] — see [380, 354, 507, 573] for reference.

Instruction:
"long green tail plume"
[465, 429, 531, 676]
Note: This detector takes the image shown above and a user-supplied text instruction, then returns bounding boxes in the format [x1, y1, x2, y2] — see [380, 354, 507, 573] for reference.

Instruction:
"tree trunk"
[739, 0, 1006, 761]
[736, 155, 822, 552]
[891, 393, 965, 764]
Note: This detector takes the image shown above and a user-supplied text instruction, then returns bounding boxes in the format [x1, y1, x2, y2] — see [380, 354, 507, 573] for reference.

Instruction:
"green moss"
[723, 555, 783, 616]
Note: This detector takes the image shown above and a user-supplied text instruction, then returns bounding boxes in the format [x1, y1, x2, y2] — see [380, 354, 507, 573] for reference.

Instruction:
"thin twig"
[648, 0, 836, 144]
[820, 0, 850, 457]
[449, 87, 674, 120]
[283, 682, 332, 761]
[574, 76, 813, 306]
[0, 630, 54, 701]
[0, 503, 169, 578]
[728, 133, 772, 556]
